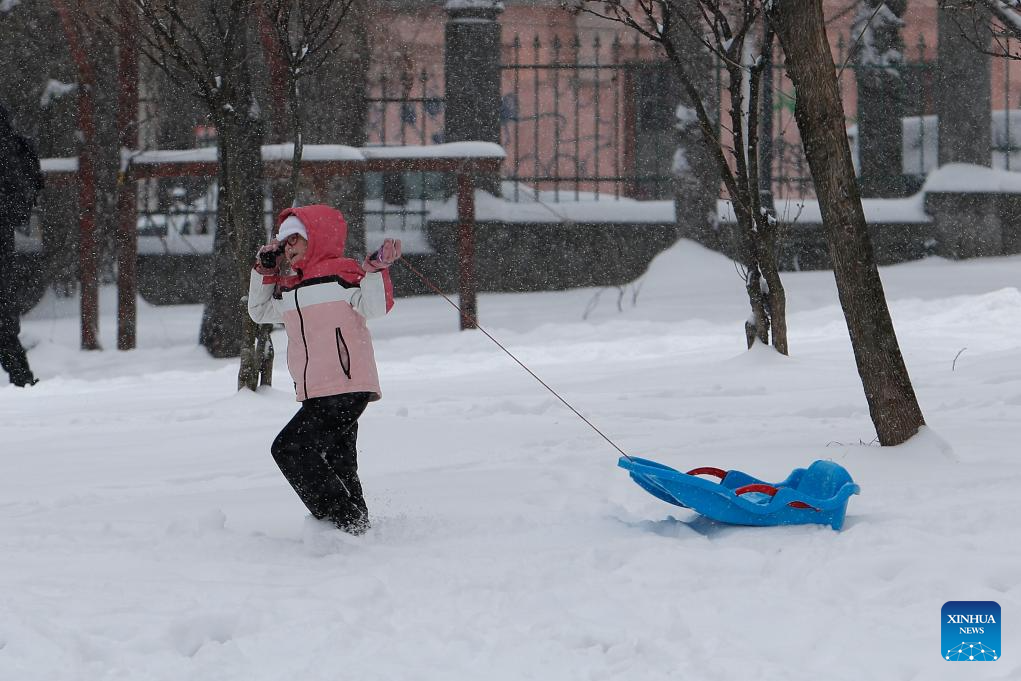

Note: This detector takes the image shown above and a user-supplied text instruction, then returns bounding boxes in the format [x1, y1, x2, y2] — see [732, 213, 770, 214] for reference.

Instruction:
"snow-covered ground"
[1, 241, 1018, 680]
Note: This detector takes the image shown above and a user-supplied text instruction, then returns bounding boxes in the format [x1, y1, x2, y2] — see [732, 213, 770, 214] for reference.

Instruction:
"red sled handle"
[734, 483, 777, 497]
[734, 483, 819, 511]
[686, 467, 727, 479]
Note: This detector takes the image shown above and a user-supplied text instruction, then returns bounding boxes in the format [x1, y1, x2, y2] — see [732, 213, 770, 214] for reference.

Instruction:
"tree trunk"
[200, 99, 265, 377]
[202, 104, 266, 389]
[768, 0, 925, 445]
[755, 215, 787, 354]
[729, 54, 788, 355]
[190, 10, 268, 392]
[659, 5, 787, 355]
[749, 26, 788, 356]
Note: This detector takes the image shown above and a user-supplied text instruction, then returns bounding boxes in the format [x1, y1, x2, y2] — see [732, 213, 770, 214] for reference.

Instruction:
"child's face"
[283, 234, 308, 267]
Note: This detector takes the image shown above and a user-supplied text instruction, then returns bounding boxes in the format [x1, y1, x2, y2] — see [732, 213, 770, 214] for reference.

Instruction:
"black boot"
[327, 500, 370, 535]
[1, 337, 35, 387]
[11, 372, 37, 387]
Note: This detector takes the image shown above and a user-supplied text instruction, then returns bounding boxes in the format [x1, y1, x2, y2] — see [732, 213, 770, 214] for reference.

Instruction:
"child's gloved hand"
[254, 241, 284, 275]
[364, 238, 402, 273]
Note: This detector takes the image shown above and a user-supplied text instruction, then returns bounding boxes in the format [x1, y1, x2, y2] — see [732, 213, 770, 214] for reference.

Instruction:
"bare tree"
[262, 0, 356, 205]
[131, 0, 268, 390]
[129, 0, 363, 391]
[251, 0, 357, 388]
[571, 0, 789, 355]
[940, 0, 1021, 56]
[574, 0, 925, 445]
[765, 0, 925, 445]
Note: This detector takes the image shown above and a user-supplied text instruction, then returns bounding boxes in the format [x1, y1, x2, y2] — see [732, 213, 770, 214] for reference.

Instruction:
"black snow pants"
[0, 223, 34, 386]
[271, 391, 371, 533]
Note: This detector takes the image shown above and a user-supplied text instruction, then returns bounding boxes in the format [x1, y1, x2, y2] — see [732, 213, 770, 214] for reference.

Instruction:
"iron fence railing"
[25, 26, 1021, 253]
[500, 33, 666, 202]
[361, 31, 960, 207]
[364, 65, 446, 234]
[364, 32, 674, 205]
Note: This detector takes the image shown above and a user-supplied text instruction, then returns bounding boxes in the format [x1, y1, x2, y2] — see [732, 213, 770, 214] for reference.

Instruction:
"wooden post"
[78, 103, 100, 351]
[456, 170, 477, 330]
[53, 1, 100, 350]
[116, 4, 139, 350]
[256, 5, 291, 213]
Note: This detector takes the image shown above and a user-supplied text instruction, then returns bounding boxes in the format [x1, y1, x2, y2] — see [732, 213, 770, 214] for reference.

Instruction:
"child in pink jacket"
[249, 204, 400, 534]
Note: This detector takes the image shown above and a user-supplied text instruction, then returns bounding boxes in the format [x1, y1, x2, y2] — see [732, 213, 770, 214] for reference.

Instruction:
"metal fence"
[365, 30, 942, 208]
[364, 65, 446, 235]
[767, 32, 938, 199]
[992, 35, 1021, 171]
[124, 26, 1021, 246]
[363, 32, 672, 209]
[499, 33, 669, 202]
[766, 31, 1021, 199]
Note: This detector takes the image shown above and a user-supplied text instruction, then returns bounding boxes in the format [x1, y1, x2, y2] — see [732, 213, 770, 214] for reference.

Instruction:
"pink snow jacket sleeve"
[248, 269, 392, 402]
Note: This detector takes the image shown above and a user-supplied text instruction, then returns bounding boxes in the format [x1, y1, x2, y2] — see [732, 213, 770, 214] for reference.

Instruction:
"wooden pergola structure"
[40, 142, 504, 350]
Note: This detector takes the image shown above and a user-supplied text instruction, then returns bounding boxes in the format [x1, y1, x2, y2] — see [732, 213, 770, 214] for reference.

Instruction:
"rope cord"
[397, 258, 634, 462]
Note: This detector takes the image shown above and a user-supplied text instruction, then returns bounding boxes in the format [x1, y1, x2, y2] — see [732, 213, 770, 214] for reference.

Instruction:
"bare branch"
[976, 0, 1021, 41]
[570, 1, 665, 43]
[132, 0, 218, 101]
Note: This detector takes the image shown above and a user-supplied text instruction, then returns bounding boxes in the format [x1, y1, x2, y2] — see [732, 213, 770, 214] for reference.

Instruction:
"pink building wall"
[367, 1, 1018, 198]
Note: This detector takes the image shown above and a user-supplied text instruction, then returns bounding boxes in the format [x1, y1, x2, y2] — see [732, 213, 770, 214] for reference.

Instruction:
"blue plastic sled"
[619, 457, 860, 530]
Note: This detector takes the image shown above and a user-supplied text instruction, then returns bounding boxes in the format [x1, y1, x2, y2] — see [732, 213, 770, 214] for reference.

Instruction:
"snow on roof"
[262, 144, 364, 162]
[362, 142, 505, 160]
[130, 148, 218, 165]
[428, 190, 673, 224]
[922, 163, 1021, 194]
[719, 194, 930, 225]
[40, 157, 78, 173]
[123, 143, 505, 167]
[428, 191, 929, 226]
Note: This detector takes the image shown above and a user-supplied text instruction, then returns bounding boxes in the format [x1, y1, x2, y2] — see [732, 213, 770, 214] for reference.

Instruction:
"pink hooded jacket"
[248, 205, 395, 402]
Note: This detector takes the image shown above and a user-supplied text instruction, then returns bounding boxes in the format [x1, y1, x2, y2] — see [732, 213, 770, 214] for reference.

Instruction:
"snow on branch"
[850, 1, 904, 71]
[940, 0, 1021, 60]
[39, 80, 78, 108]
[980, 0, 1021, 39]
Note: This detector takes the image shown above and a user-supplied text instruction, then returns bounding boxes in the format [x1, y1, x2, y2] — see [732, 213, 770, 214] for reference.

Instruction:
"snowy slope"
[1, 241, 1019, 680]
